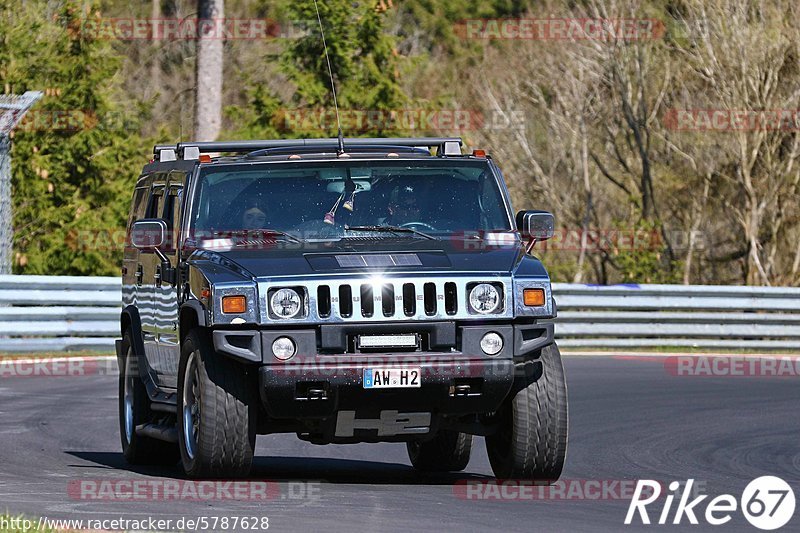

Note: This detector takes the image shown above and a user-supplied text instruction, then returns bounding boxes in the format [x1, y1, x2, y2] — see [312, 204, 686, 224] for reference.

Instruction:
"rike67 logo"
[626, 477, 795, 530]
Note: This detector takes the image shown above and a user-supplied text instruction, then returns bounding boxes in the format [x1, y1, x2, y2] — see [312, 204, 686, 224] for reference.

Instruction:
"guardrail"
[551, 283, 800, 350]
[0, 276, 797, 352]
[0, 275, 120, 352]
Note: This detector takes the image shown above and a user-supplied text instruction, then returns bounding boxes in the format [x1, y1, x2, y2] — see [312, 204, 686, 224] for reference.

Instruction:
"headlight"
[469, 283, 501, 314]
[270, 288, 302, 318]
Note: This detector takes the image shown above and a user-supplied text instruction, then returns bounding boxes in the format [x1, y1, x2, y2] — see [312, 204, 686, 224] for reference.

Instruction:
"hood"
[190, 237, 528, 280]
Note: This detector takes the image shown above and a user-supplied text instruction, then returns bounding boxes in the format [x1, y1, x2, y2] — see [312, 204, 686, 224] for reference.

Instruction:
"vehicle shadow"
[66, 451, 492, 485]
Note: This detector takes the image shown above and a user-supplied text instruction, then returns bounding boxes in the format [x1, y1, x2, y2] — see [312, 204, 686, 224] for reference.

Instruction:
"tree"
[675, 0, 800, 285]
[232, 0, 407, 138]
[0, 0, 149, 275]
[458, 0, 681, 283]
[194, 0, 224, 141]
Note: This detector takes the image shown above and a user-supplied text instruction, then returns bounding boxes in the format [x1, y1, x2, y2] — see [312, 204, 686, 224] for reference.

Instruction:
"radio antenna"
[312, 0, 345, 154]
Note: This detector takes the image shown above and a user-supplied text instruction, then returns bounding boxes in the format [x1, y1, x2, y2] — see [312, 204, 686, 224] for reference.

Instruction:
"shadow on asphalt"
[66, 451, 493, 485]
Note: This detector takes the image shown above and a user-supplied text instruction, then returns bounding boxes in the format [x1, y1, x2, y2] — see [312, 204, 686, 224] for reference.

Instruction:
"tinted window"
[127, 187, 149, 231]
[145, 187, 165, 219]
[190, 160, 512, 241]
[163, 186, 183, 251]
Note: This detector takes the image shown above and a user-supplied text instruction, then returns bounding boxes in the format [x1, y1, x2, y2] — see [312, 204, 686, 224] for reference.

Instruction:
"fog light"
[272, 337, 296, 361]
[480, 332, 503, 356]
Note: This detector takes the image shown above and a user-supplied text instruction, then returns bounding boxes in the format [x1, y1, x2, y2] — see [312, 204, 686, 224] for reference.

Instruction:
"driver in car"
[386, 186, 421, 225]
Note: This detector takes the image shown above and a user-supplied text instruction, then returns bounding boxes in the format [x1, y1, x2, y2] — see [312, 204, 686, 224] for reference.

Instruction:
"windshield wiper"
[257, 229, 304, 244]
[343, 225, 437, 240]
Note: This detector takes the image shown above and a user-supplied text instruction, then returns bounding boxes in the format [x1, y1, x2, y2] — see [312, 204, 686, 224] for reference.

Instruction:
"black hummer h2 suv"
[117, 137, 567, 480]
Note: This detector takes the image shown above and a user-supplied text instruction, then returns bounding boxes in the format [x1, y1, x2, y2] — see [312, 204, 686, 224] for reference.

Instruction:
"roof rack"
[153, 137, 463, 161]
[245, 144, 431, 158]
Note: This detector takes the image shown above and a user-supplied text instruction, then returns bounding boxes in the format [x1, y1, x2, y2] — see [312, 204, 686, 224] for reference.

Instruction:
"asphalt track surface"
[0, 355, 798, 532]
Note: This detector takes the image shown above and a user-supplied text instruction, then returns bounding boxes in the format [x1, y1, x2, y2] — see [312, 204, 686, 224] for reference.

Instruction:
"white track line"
[562, 351, 800, 359]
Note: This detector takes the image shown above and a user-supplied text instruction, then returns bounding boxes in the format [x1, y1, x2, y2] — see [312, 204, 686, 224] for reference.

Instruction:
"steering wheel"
[400, 221, 437, 231]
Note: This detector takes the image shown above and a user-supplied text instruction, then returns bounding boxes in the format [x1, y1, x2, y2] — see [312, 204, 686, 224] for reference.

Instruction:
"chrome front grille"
[315, 281, 458, 319]
[257, 276, 514, 324]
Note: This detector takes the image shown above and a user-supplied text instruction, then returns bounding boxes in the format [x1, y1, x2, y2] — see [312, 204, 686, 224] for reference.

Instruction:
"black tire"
[177, 329, 256, 478]
[118, 330, 180, 465]
[407, 430, 473, 472]
[486, 342, 568, 482]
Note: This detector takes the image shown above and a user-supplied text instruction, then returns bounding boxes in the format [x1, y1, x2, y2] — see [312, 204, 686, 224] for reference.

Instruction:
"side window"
[163, 186, 183, 251]
[145, 187, 165, 219]
[163, 171, 186, 229]
[126, 187, 148, 231]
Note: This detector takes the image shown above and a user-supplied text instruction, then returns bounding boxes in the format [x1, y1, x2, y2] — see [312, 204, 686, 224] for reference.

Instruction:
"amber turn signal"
[222, 295, 247, 314]
[523, 288, 545, 306]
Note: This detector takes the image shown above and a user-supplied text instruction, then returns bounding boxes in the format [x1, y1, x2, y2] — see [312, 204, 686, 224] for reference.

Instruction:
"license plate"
[363, 367, 421, 389]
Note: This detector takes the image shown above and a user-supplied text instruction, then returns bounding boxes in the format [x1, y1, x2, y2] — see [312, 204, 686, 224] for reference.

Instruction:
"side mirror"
[130, 219, 176, 285]
[131, 219, 168, 249]
[516, 210, 555, 241]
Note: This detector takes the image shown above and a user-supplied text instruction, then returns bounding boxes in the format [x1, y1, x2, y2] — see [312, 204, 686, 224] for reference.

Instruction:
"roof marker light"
[288, 154, 301, 160]
[198, 154, 212, 163]
[472, 149, 486, 157]
[443, 141, 461, 156]
[183, 146, 200, 160]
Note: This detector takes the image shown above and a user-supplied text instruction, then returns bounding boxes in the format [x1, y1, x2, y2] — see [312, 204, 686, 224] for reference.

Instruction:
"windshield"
[190, 159, 513, 242]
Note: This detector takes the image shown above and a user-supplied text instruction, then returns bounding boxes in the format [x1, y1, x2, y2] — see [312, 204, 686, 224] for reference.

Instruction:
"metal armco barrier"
[551, 283, 800, 350]
[0, 276, 798, 352]
[0, 275, 119, 352]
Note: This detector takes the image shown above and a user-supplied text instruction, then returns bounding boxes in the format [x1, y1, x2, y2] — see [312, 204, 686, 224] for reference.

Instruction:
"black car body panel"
[120, 138, 557, 444]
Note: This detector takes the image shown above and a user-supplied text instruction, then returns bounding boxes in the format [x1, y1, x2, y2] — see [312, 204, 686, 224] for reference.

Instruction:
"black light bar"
[154, 137, 463, 159]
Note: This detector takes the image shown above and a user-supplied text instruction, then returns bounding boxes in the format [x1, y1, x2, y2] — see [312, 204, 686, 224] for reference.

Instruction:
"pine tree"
[0, 0, 149, 275]
[232, 0, 407, 138]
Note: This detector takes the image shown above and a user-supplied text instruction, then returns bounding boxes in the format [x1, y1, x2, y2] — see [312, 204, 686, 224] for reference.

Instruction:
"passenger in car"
[242, 201, 267, 230]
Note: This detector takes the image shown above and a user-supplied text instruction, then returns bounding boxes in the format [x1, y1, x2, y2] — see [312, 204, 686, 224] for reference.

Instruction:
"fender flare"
[120, 305, 146, 363]
[179, 300, 207, 341]
[120, 305, 160, 398]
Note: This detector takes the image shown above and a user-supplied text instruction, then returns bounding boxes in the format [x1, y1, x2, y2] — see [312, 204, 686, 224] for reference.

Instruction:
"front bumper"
[212, 321, 554, 365]
[213, 321, 553, 440]
[258, 356, 516, 420]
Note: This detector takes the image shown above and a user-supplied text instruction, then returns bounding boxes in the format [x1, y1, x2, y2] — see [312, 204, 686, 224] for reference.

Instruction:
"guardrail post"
[0, 91, 43, 274]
